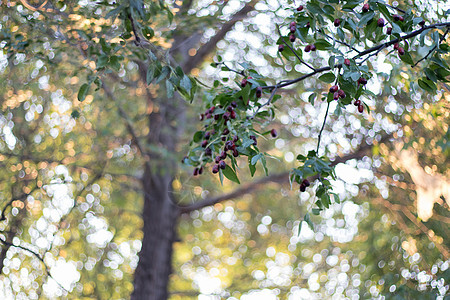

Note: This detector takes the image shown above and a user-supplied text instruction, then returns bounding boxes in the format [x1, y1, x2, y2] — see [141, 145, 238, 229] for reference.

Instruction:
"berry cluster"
[186, 76, 279, 177]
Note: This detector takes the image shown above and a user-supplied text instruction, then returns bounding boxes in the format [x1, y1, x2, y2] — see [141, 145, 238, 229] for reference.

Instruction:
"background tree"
[0, 0, 449, 299]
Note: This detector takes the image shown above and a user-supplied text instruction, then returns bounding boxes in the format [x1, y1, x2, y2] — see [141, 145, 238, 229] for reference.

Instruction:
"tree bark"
[131, 167, 179, 300]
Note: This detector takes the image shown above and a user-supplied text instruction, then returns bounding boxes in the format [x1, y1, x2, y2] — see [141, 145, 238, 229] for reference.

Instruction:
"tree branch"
[373, 197, 449, 258]
[179, 133, 393, 214]
[182, 0, 258, 73]
[0, 238, 68, 292]
[262, 22, 450, 91]
[102, 82, 148, 160]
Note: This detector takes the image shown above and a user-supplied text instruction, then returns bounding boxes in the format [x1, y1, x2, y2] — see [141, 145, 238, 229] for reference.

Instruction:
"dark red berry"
[199, 167, 203, 175]
[223, 112, 230, 120]
[393, 14, 400, 21]
[219, 161, 226, 169]
[214, 114, 220, 120]
[310, 44, 316, 51]
[206, 113, 212, 119]
[193, 168, 199, 176]
[270, 129, 278, 138]
[231, 101, 237, 108]
[304, 45, 311, 52]
[377, 18, 385, 27]
[329, 85, 338, 93]
[338, 89, 346, 99]
[354, 99, 361, 106]
[212, 164, 219, 174]
[201, 140, 208, 148]
[334, 18, 341, 27]
[289, 34, 296, 42]
[344, 59, 351, 66]
[358, 104, 364, 113]
[220, 151, 227, 160]
[333, 92, 339, 100]
[205, 147, 212, 156]
[204, 131, 211, 140]
[222, 128, 230, 135]
[249, 135, 257, 145]
[362, 3, 369, 13]
[256, 87, 263, 98]
[386, 27, 392, 35]
[394, 43, 399, 50]
[297, 5, 303, 11]
[300, 185, 306, 192]
[278, 44, 285, 52]
[290, 25, 296, 33]
[357, 77, 367, 85]
[302, 179, 310, 187]
[232, 149, 239, 157]
[398, 47, 405, 55]
[241, 78, 248, 87]
[227, 106, 233, 112]
[290, 21, 296, 27]
[230, 110, 236, 119]
[215, 156, 221, 164]
[233, 135, 238, 142]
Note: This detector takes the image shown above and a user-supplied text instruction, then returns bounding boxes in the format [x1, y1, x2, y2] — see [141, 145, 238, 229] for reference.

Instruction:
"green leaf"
[193, 131, 204, 143]
[304, 213, 314, 229]
[96, 55, 109, 69]
[99, 38, 111, 54]
[376, 3, 391, 21]
[77, 83, 90, 101]
[417, 79, 436, 92]
[358, 11, 375, 27]
[424, 68, 437, 82]
[318, 73, 335, 83]
[399, 52, 414, 66]
[109, 55, 121, 72]
[155, 66, 170, 84]
[314, 39, 332, 51]
[219, 168, 224, 185]
[146, 65, 155, 85]
[308, 93, 316, 105]
[248, 156, 256, 177]
[251, 153, 263, 165]
[180, 75, 192, 92]
[312, 208, 322, 215]
[328, 56, 335, 69]
[166, 79, 174, 98]
[223, 165, 240, 184]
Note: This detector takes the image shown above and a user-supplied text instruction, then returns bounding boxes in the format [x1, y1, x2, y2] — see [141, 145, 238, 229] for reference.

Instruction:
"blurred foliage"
[0, 0, 448, 299]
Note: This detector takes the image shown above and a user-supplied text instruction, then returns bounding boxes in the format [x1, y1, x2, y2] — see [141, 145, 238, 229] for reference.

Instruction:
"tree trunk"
[131, 167, 179, 300]
[130, 85, 184, 299]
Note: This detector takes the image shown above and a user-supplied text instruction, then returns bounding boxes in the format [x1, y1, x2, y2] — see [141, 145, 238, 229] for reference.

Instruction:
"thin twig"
[317, 29, 361, 54]
[413, 27, 449, 68]
[0, 238, 68, 292]
[316, 102, 330, 155]
[277, 25, 316, 71]
[216, 62, 245, 76]
[127, 11, 141, 45]
[384, 3, 406, 14]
